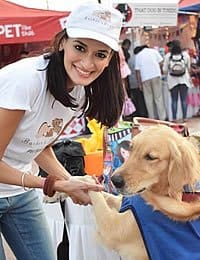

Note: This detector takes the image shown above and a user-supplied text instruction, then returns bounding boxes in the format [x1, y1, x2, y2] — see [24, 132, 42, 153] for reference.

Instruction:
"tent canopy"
[0, 0, 69, 44]
[179, 0, 200, 12]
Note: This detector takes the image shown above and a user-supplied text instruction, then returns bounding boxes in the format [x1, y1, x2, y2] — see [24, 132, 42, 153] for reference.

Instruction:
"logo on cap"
[93, 10, 111, 21]
[84, 10, 114, 29]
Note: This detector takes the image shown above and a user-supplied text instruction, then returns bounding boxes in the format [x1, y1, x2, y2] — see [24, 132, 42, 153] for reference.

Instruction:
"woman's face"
[62, 38, 113, 88]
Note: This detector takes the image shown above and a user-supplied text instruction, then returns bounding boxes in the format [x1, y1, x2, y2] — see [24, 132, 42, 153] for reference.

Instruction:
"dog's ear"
[168, 140, 183, 200]
[168, 138, 200, 200]
[179, 139, 200, 185]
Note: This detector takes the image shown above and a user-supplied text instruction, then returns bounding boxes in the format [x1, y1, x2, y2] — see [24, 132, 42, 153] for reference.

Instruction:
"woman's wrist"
[62, 174, 70, 180]
[40, 177, 46, 189]
[21, 172, 30, 191]
[53, 179, 68, 193]
[20, 172, 47, 190]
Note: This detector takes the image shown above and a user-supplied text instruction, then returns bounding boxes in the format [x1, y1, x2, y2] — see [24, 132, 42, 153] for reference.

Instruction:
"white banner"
[113, 3, 178, 27]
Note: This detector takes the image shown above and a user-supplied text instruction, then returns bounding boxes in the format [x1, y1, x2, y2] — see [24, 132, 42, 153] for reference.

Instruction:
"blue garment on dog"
[120, 195, 200, 260]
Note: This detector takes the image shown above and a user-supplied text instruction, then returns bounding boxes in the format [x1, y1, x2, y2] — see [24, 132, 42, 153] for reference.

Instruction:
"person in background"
[190, 59, 200, 117]
[119, 46, 131, 92]
[122, 38, 131, 62]
[118, 46, 135, 120]
[128, 50, 148, 117]
[0, 3, 123, 260]
[134, 45, 167, 120]
[121, 39, 131, 95]
[163, 41, 191, 122]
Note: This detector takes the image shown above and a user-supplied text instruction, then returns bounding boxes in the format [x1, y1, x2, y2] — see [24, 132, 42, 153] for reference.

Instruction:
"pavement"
[3, 116, 200, 260]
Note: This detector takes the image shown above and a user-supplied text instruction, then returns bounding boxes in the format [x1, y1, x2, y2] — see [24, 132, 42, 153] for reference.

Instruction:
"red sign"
[0, 0, 69, 44]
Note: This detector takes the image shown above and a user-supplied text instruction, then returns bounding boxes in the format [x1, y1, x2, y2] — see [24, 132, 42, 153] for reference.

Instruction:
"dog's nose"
[111, 174, 125, 189]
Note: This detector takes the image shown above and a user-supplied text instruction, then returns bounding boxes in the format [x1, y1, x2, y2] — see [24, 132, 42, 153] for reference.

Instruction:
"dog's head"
[111, 125, 200, 200]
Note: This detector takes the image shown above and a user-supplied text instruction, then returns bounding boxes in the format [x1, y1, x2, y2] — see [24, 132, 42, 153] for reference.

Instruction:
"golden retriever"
[85, 125, 200, 260]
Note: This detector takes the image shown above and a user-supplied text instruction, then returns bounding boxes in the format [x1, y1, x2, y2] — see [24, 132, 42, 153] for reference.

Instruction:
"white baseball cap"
[65, 2, 123, 51]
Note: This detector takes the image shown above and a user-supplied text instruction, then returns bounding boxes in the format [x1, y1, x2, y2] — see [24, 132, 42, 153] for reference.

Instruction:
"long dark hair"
[171, 45, 182, 55]
[44, 30, 124, 127]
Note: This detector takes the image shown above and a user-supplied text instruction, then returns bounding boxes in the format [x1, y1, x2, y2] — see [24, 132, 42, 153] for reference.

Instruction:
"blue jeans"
[0, 189, 56, 260]
[170, 83, 188, 120]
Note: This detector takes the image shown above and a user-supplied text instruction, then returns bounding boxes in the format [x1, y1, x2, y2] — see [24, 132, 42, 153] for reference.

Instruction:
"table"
[37, 189, 64, 252]
[65, 197, 122, 260]
[38, 191, 123, 260]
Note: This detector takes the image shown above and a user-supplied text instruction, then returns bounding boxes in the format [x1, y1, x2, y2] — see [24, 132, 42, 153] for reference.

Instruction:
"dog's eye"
[144, 154, 157, 160]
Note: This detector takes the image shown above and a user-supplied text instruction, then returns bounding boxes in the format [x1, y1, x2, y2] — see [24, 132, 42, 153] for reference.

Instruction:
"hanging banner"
[114, 2, 178, 27]
[0, 0, 69, 45]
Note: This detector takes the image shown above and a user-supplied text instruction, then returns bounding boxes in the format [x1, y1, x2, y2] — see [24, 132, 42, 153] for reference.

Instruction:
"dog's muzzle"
[111, 174, 146, 195]
[111, 174, 125, 189]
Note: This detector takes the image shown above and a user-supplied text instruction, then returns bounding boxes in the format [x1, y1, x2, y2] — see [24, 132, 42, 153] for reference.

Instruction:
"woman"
[163, 43, 191, 122]
[0, 3, 123, 260]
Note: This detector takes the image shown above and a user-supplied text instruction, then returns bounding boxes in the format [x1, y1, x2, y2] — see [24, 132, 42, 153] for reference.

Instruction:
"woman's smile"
[74, 65, 92, 79]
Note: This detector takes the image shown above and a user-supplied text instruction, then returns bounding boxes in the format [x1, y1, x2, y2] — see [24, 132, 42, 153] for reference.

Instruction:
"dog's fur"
[83, 125, 200, 259]
[45, 125, 200, 259]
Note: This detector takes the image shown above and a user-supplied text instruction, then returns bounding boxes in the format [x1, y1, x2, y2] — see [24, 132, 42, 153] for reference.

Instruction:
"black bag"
[39, 138, 86, 177]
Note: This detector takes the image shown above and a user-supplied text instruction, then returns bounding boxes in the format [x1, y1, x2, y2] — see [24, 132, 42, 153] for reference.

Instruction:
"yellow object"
[76, 119, 104, 176]
[76, 119, 104, 154]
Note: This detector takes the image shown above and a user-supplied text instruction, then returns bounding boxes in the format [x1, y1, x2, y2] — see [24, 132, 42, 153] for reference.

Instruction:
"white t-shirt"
[135, 48, 163, 82]
[0, 55, 85, 197]
[163, 51, 192, 90]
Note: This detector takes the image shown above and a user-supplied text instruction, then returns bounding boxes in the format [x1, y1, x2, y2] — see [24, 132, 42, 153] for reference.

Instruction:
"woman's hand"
[54, 177, 104, 205]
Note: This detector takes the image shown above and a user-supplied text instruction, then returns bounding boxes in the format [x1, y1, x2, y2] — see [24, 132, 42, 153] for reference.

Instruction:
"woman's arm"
[159, 61, 164, 75]
[0, 108, 45, 188]
[0, 108, 103, 204]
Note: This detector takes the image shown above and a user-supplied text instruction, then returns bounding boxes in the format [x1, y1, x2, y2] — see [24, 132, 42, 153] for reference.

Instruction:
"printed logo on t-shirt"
[36, 118, 63, 138]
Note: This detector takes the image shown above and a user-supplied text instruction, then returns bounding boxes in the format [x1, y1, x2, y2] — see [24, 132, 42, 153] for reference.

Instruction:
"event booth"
[0, 0, 69, 66]
[0, 0, 69, 44]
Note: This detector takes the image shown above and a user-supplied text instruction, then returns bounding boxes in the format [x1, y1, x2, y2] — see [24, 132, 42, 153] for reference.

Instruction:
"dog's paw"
[43, 192, 68, 203]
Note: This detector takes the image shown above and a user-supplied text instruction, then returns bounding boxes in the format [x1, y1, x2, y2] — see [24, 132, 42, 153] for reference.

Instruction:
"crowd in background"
[120, 38, 200, 123]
